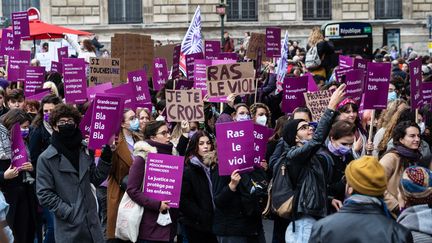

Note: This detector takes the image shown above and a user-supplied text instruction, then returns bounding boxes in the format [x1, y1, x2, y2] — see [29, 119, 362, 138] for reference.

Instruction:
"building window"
[227, 0, 258, 22]
[2, 0, 40, 19]
[375, 0, 402, 19]
[303, 0, 331, 20]
[108, 0, 142, 24]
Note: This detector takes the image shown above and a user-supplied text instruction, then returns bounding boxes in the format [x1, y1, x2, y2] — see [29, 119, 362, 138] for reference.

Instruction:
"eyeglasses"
[156, 130, 170, 137]
[297, 124, 312, 131]
[57, 119, 75, 126]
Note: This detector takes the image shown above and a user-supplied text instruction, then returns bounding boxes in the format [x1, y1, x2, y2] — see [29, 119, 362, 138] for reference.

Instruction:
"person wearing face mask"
[234, 103, 250, 122]
[388, 82, 398, 102]
[250, 103, 270, 127]
[36, 104, 112, 242]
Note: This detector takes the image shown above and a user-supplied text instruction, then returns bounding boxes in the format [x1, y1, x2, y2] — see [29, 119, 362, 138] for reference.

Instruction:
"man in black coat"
[309, 156, 413, 243]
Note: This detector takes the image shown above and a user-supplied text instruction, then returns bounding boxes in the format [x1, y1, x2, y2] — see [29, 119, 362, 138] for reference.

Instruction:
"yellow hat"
[345, 156, 387, 196]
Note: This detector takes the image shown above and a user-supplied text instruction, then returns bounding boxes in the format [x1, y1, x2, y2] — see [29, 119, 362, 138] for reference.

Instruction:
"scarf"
[0, 125, 11, 160]
[344, 194, 391, 218]
[189, 156, 215, 208]
[51, 129, 83, 172]
[394, 145, 422, 162]
[43, 120, 53, 135]
[145, 139, 173, 155]
[398, 204, 432, 235]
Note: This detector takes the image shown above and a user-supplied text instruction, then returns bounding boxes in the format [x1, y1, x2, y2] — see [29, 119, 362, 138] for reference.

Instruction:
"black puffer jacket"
[309, 202, 413, 243]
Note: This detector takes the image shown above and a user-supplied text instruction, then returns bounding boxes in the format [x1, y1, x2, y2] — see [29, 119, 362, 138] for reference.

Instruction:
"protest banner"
[26, 90, 51, 101]
[7, 50, 31, 82]
[266, 27, 281, 58]
[253, 124, 273, 166]
[0, 56, 5, 67]
[89, 57, 121, 86]
[154, 44, 176, 68]
[186, 52, 204, 82]
[11, 123, 28, 169]
[175, 79, 194, 90]
[339, 55, 353, 69]
[217, 52, 238, 61]
[422, 82, 432, 105]
[335, 67, 354, 83]
[281, 76, 308, 113]
[172, 44, 181, 79]
[306, 73, 319, 92]
[35, 88, 51, 94]
[143, 153, 185, 208]
[206, 62, 256, 98]
[216, 120, 255, 176]
[88, 94, 123, 150]
[194, 59, 211, 95]
[79, 101, 93, 137]
[63, 58, 87, 104]
[303, 90, 333, 121]
[0, 29, 20, 55]
[205, 40, 221, 60]
[57, 46, 68, 62]
[211, 59, 237, 66]
[24, 66, 45, 97]
[363, 62, 391, 110]
[106, 83, 136, 109]
[87, 82, 113, 101]
[12, 11, 30, 39]
[128, 70, 151, 106]
[165, 89, 204, 122]
[51, 61, 63, 74]
[354, 58, 368, 71]
[247, 33, 267, 60]
[409, 58, 423, 110]
[344, 69, 364, 104]
[152, 58, 169, 90]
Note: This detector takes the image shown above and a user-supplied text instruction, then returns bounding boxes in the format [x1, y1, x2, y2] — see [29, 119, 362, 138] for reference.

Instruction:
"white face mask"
[256, 115, 267, 126]
[236, 114, 250, 122]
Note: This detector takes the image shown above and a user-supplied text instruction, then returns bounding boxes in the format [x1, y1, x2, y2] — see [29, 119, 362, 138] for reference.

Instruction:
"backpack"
[305, 45, 321, 69]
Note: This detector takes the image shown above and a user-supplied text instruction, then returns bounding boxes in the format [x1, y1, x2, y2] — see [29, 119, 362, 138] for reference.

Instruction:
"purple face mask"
[43, 113, 50, 122]
[328, 141, 351, 157]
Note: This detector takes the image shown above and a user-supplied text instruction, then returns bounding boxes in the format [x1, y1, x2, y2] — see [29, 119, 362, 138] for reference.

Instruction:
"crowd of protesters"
[0, 26, 430, 243]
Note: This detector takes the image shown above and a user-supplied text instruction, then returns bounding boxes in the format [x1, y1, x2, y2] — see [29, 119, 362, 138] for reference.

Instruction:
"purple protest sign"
[51, 61, 63, 74]
[353, 58, 368, 71]
[0, 29, 20, 55]
[339, 55, 353, 69]
[335, 67, 354, 83]
[422, 82, 432, 105]
[363, 62, 391, 110]
[205, 40, 221, 60]
[217, 52, 239, 61]
[306, 73, 318, 92]
[128, 69, 151, 106]
[216, 120, 255, 176]
[344, 69, 364, 104]
[88, 94, 123, 150]
[106, 82, 136, 109]
[211, 59, 237, 65]
[253, 124, 273, 166]
[0, 55, 5, 67]
[12, 11, 30, 39]
[7, 50, 30, 82]
[57, 46, 68, 62]
[266, 27, 281, 58]
[26, 91, 50, 101]
[152, 58, 169, 91]
[87, 82, 113, 101]
[194, 59, 211, 96]
[63, 58, 87, 104]
[282, 76, 308, 113]
[172, 44, 181, 79]
[10, 123, 28, 169]
[24, 66, 45, 97]
[175, 79, 194, 90]
[143, 153, 185, 208]
[409, 58, 423, 109]
[186, 52, 204, 82]
[79, 101, 93, 137]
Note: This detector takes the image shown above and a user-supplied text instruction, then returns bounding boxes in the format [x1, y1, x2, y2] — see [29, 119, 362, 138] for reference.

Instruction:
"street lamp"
[216, 2, 226, 47]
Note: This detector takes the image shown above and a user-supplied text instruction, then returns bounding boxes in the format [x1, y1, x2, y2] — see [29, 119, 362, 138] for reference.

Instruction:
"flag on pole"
[275, 30, 289, 94]
[179, 6, 203, 76]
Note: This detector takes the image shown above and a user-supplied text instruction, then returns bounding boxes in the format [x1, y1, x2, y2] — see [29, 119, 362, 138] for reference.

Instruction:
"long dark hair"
[392, 121, 420, 147]
[184, 131, 214, 161]
[2, 109, 32, 131]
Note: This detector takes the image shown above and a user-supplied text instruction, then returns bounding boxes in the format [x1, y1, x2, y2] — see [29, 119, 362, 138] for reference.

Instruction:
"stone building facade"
[1, 0, 431, 54]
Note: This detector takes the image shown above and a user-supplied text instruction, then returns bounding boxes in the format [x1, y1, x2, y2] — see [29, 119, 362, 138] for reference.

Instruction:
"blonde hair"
[377, 99, 407, 129]
[43, 81, 59, 97]
[308, 27, 324, 46]
[378, 107, 408, 154]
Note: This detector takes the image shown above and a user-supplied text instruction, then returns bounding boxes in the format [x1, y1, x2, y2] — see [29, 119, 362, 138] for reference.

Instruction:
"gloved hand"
[100, 145, 113, 164]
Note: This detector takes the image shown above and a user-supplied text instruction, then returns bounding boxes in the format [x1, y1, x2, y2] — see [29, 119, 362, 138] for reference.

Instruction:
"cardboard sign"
[57, 46, 68, 62]
[339, 55, 353, 69]
[128, 69, 151, 106]
[51, 61, 63, 74]
[0, 29, 20, 55]
[205, 40, 221, 60]
[12, 11, 30, 39]
[154, 44, 177, 69]
[63, 58, 87, 104]
[89, 57, 121, 86]
[24, 66, 45, 97]
[143, 153, 185, 208]
[88, 94, 123, 150]
[216, 120, 255, 176]
[266, 27, 281, 58]
[86, 82, 113, 101]
[152, 58, 169, 90]
[165, 89, 204, 122]
[304, 90, 333, 121]
[344, 69, 364, 104]
[281, 76, 308, 113]
[10, 123, 28, 169]
[409, 58, 423, 109]
[7, 50, 31, 82]
[363, 62, 391, 110]
[247, 33, 267, 60]
[186, 52, 204, 82]
[172, 44, 181, 79]
[253, 124, 273, 166]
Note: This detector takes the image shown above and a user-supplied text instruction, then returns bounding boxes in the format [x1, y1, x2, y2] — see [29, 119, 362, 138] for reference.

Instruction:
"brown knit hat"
[345, 156, 387, 196]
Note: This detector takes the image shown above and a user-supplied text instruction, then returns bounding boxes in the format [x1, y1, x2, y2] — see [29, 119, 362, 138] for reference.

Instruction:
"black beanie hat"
[283, 119, 306, 146]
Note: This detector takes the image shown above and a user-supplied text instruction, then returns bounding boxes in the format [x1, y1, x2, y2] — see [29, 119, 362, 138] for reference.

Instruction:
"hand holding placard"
[328, 84, 346, 110]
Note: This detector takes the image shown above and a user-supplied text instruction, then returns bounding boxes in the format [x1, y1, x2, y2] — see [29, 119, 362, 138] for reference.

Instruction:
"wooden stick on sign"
[366, 109, 375, 156]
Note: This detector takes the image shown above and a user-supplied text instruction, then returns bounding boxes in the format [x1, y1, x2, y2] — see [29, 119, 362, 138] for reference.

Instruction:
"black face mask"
[57, 124, 76, 137]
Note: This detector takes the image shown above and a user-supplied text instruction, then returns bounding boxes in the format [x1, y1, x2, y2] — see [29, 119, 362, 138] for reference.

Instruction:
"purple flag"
[88, 94, 124, 150]
[353, 58, 368, 71]
[335, 67, 354, 83]
[253, 124, 273, 166]
[12, 11, 30, 39]
[217, 52, 238, 61]
[143, 153, 185, 208]
[11, 123, 28, 169]
[204, 40, 221, 60]
[26, 91, 51, 101]
[106, 83, 136, 109]
[57, 46, 68, 62]
[266, 27, 281, 58]
[281, 76, 308, 113]
[363, 62, 391, 110]
[7, 50, 30, 82]
[128, 69, 151, 106]
[216, 120, 255, 176]
[51, 61, 63, 74]
[193, 59, 211, 97]
[344, 69, 364, 104]
[339, 55, 353, 69]
[24, 66, 45, 97]
[87, 82, 113, 101]
[172, 44, 181, 79]
[409, 58, 423, 109]
[0, 29, 20, 55]
[152, 58, 169, 91]
[79, 101, 93, 137]
[186, 52, 204, 82]
[63, 58, 87, 104]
